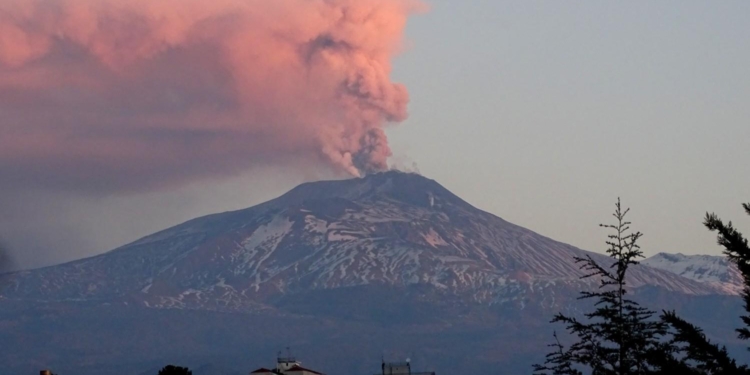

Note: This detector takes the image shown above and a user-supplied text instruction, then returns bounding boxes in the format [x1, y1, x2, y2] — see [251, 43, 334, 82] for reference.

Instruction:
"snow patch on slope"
[229, 215, 294, 278]
[643, 253, 743, 295]
[241, 216, 294, 252]
[422, 228, 448, 248]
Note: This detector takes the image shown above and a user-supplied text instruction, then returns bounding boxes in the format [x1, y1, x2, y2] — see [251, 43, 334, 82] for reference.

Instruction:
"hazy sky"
[389, 0, 749, 260]
[1, 1, 748, 269]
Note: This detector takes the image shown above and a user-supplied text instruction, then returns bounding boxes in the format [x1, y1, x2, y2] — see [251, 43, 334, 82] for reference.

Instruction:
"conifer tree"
[158, 365, 192, 375]
[705, 203, 750, 342]
[535, 199, 666, 375]
[659, 310, 744, 375]
[533, 332, 582, 375]
[652, 202, 750, 375]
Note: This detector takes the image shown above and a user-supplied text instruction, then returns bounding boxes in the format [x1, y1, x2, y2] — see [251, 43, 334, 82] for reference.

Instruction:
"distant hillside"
[643, 252, 743, 294]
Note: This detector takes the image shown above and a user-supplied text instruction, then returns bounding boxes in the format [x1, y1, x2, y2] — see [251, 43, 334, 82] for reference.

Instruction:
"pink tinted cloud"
[0, 0, 424, 193]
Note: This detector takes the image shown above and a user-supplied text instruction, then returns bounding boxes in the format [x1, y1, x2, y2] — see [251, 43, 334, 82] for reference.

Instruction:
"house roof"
[251, 368, 274, 374]
[286, 365, 323, 375]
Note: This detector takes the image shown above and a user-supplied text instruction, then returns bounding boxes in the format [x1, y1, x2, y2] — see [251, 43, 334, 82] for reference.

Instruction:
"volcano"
[0, 171, 744, 375]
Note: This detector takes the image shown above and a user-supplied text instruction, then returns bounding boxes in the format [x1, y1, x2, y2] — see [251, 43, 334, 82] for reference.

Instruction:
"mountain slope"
[643, 252, 743, 294]
[0, 171, 746, 375]
[1, 171, 727, 312]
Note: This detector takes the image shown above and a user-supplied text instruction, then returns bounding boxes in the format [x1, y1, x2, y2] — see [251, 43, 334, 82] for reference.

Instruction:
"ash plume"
[0, 0, 424, 193]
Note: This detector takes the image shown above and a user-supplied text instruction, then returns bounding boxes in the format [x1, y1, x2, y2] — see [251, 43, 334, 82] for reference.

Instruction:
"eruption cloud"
[0, 0, 424, 193]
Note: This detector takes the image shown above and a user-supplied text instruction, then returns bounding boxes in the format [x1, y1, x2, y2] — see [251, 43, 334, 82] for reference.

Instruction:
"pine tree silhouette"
[158, 365, 192, 375]
[535, 199, 666, 375]
[705, 203, 750, 342]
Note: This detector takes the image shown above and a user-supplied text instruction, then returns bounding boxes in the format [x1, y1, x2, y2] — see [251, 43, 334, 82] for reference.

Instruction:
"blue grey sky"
[2, 1, 748, 269]
[390, 0, 749, 258]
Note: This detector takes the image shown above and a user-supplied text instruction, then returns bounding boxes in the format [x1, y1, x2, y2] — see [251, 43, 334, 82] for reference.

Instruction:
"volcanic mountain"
[1, 171, 729, 308]
[643, 252, 744, 295]
[0, 171, 744, 375]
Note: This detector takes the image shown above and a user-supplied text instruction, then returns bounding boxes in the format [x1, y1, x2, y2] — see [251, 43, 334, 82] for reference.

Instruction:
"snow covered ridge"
[0, 171, 735, 312]
[642, 253, 743, 295]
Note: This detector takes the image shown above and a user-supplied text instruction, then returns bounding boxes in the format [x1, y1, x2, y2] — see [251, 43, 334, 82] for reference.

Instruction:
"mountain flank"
[0, 171, 744, 375]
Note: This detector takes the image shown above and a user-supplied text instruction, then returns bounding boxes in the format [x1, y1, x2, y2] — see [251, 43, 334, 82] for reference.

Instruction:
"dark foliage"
[704, 204, 750, 342]
[660, 310, 744, 374]
[535, 199, 667, 375]
[158, 365, 192, 375]
[532, 332, 582, 375]
[646, 202, 750, 375]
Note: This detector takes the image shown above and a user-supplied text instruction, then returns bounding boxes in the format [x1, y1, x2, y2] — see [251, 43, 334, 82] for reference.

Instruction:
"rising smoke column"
[0, 0, 423, 192]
